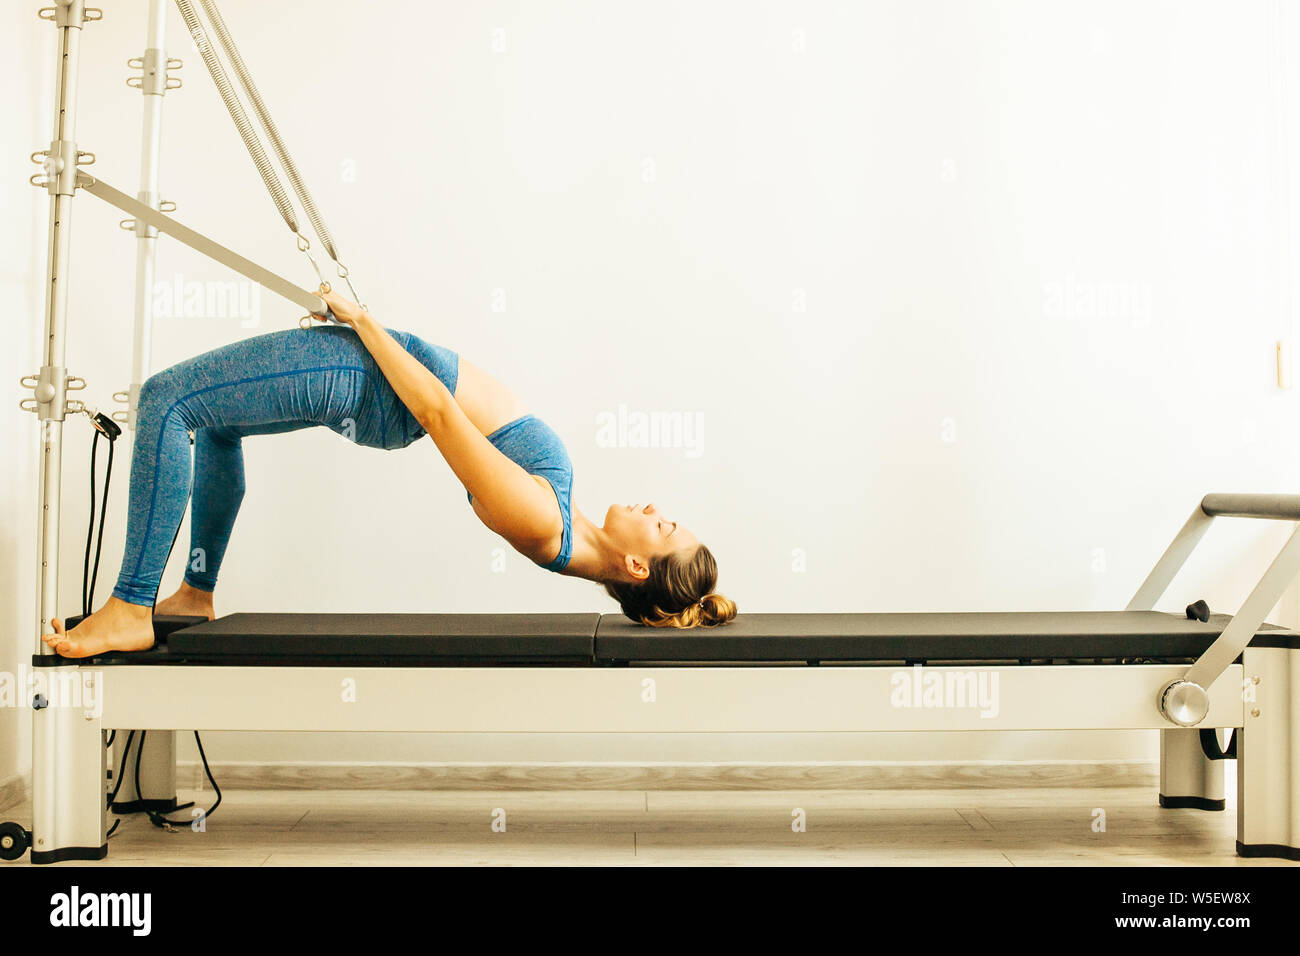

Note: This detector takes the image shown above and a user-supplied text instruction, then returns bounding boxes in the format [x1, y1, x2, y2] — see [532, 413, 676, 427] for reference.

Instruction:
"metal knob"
[1160, 679, 1210, 727]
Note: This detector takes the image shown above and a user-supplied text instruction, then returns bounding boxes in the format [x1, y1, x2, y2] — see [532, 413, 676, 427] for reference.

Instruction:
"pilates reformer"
[6, 1, 1300, 864]
[6, 492, 1299, 863]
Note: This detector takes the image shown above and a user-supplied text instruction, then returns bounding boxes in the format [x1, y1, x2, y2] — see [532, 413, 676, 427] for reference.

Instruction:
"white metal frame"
[94, 663, 1246, 734]
[21, 647, 1299, 864]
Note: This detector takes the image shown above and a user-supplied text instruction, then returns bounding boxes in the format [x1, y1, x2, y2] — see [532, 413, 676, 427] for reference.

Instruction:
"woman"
[44, 288, 737, 658]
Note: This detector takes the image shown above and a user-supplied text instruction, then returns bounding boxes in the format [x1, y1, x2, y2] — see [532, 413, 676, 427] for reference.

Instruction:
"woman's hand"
[309, 284, 368, 327]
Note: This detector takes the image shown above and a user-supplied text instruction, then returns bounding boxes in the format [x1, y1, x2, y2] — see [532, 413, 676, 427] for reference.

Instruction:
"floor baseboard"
[174, 760, 1160, 792]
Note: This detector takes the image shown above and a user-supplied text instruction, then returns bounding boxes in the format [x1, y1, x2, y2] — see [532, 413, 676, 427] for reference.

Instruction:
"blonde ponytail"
[603, 545, 737, 628]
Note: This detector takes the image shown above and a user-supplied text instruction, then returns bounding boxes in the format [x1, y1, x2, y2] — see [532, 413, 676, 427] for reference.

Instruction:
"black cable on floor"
[104, 729, 137, 840]
[132, 730, 194, 821]
[129, 730, 224, 831]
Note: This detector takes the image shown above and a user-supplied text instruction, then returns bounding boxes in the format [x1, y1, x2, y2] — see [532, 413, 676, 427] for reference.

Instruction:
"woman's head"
[601, 503, 737, 628]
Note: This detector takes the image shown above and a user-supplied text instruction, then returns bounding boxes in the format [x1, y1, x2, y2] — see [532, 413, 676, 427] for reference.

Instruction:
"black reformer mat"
[135, 610, 1297, 666]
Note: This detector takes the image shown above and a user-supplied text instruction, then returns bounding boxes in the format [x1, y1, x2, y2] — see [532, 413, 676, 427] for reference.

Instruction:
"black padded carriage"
[144, 609, 1296, 666]
[162, 612, 600, 664]
[595, 611, 1254, 663]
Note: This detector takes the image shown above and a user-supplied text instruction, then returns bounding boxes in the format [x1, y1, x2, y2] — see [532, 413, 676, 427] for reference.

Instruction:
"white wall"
[4, 0, 1300, 773]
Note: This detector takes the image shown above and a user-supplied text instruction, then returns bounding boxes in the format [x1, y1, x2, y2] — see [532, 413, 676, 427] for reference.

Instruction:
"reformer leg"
[30, 666, 107, 863]
[111, 730, 178, 814]
[1158, 728, 1225, 810]
[1237, 643, 1300, 859]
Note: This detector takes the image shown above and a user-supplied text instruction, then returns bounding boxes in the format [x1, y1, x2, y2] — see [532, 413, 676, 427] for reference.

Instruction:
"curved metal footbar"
[172, 0, 342, 321]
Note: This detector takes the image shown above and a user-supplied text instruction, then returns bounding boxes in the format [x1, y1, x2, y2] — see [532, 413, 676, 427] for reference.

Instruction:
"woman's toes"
[40, 635, 72, 656]
[51, 618, 64, 634]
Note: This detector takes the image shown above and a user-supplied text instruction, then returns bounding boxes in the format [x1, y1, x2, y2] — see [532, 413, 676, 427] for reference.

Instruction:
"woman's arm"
[350, 311, 449, 425]
[313, 288, 562, 553]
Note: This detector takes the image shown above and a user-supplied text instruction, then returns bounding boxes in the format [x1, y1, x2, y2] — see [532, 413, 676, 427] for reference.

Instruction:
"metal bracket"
[119, 196, 176, 238]
[127, 49, 182, 94]
[111, 384, 139, 427]
[38, 2, 101, 28]
[19, 368, 85, 420]
[29, 141, 94, 196]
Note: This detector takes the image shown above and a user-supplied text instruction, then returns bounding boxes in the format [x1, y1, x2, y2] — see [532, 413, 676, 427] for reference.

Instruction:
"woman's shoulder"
[490, 415, 572, 474]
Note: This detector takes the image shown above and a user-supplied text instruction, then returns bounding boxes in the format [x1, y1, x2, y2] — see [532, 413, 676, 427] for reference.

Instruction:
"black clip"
[89, 411, 121, 441]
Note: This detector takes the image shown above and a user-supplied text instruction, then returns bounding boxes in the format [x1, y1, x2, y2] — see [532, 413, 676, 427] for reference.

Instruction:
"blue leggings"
[111, 325, 458, 606]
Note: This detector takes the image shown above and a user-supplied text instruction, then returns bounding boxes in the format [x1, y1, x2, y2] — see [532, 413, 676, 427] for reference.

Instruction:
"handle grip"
[1201, 494, 1300, 521]
[308, 295, 334, 319]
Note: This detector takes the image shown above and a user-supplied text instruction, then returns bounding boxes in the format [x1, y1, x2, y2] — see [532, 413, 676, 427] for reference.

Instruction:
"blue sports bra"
[466, 415, 574, 572]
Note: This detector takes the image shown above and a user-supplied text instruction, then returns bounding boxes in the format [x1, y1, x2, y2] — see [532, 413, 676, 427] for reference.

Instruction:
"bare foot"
[154, 581, 217, 620]
[42, 596, 155, 659]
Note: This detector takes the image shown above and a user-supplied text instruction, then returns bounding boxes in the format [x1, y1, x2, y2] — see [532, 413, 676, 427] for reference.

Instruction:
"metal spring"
[198, 0, 338, 265]
[173, 0, 299, 236]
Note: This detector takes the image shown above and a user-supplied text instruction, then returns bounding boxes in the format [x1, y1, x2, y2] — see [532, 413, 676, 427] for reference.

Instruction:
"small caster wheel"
[0, 822, 31, 861]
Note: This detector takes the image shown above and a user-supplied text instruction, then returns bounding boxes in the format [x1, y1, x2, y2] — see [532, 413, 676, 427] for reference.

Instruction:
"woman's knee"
[136, 367, 192, 426]
[138, 368, 174, 406]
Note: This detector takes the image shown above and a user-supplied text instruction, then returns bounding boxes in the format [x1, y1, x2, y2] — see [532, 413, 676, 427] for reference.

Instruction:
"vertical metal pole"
[124, 0, 172, 431]
[120, 0, 181, 812]
[1236, 645, 1300, 858]
[30, 0, 108, 864]
[1158, 728, 1225, 810]
[34, 0, 87, 656]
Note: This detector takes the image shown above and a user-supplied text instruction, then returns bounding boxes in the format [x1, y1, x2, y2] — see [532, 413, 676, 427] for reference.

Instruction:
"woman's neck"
[557, 509, 624, 582]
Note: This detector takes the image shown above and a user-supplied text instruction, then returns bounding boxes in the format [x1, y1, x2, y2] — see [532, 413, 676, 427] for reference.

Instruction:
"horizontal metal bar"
[77, 173, 327, 316]
[84, 663, 1247, 733]
[1201, 493, 1300, 521]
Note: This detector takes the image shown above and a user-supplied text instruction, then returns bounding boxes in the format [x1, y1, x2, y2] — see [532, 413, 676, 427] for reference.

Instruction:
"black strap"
[1199, 727, 1237, 760]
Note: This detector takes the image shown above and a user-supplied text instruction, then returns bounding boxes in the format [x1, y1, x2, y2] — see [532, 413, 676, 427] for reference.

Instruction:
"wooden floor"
[7, 785, 1296, 866]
